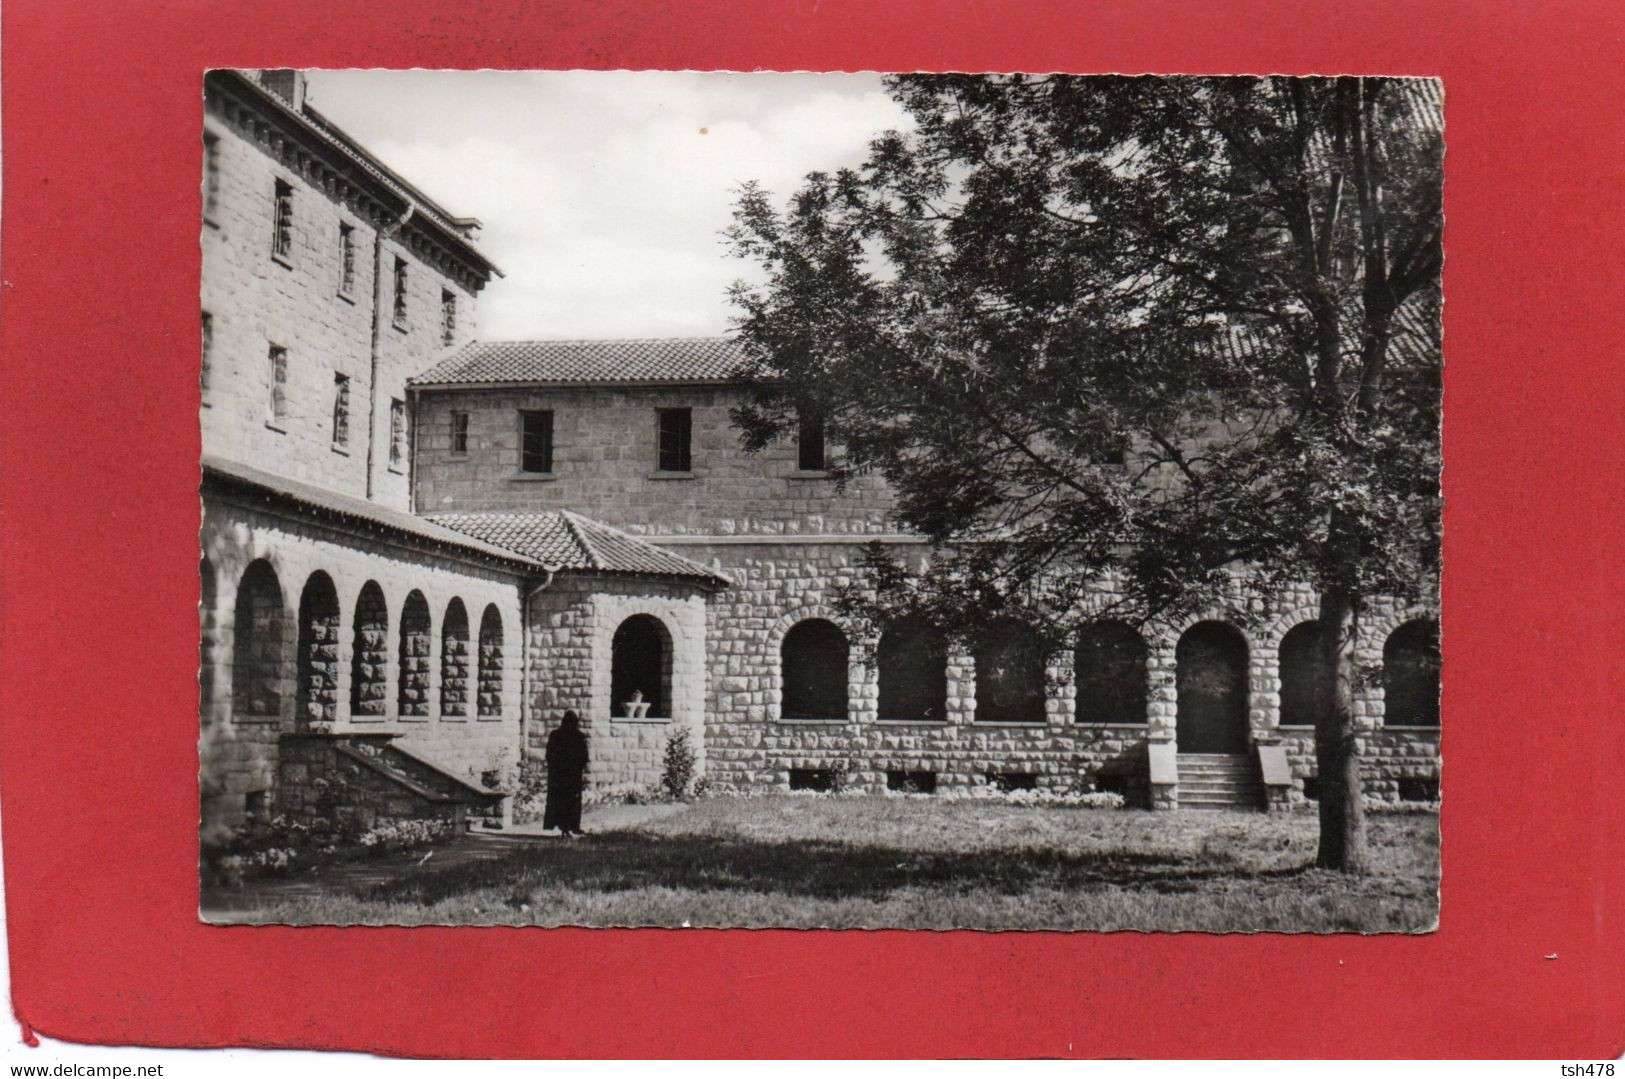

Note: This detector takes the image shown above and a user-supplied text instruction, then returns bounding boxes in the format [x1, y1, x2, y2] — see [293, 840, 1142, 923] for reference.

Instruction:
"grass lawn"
[239, 795, 1439, 932]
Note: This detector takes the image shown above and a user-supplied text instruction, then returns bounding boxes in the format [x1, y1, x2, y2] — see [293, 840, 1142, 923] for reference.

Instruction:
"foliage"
[203, 811, 454, 888]
[660, 724, 698, 800]
[727, 75, 1443, 871]
[514, 752, 550, 824]
[583, 781, 670, 807]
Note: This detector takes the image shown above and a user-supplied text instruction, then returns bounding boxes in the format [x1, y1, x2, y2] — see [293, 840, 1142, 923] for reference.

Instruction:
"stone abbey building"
[199, 70, 1441, 833]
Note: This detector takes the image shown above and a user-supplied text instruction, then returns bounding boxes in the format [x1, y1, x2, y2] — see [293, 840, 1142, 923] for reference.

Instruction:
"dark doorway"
[1176, 621, 1250, 752]
[612, 614, 670, 718]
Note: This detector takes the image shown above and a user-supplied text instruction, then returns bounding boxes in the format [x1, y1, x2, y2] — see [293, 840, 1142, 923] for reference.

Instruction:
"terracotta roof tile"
[427, 510, 731, 586]
[412, 337, 746, 387]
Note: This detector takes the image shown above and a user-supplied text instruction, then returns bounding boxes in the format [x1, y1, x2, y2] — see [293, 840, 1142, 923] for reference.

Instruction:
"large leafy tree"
[727, 75, 1442, 872]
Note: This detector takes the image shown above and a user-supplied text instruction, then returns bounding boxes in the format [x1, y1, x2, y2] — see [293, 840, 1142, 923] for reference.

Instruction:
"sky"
[303, 70, 913, 341]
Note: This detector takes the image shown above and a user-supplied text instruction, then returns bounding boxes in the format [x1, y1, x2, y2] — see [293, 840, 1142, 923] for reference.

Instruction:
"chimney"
[257, 69, 307, 111]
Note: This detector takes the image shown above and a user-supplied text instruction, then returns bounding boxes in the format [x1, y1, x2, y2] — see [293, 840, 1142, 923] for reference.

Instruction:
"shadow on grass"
[356, 829, 1319, 907]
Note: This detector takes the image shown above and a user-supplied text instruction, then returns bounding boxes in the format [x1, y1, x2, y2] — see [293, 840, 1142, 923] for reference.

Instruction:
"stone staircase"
[279, 732, 508, 832]
[1176, 752, 1265, 810]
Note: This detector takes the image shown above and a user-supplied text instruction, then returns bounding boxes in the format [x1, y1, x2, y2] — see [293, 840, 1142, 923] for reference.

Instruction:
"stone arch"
[440, 597, 470, 718]
[1383, 618, 1440, 728]
[477, 604, 504, 718]
[781, 618, 850, 720]
[295, 571, 340, 731]
[876, 615, 948, 723]
[397, 590, 432, 718]
[973, 618, 1048, 724]
[350, 581, 390, 718]
[1278, 620, 1332, 728]
[1175, 621, 1250, 752]
[1075, 620, 1148, 725]
[230, 558, 284, 719]
[611, 613, 674, 718]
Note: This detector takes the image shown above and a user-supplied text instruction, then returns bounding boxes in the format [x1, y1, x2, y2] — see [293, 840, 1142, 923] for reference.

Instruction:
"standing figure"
[543, 710, 589, 835]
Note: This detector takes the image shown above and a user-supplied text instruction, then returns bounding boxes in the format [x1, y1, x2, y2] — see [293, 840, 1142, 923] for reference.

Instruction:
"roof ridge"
[557, 510, 603, 570]
[566, 512, 736, 587]
[473, 335, 738, 347]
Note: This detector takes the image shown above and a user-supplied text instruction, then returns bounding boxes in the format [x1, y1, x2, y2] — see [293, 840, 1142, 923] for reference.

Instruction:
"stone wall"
[662, 538, 1439, 803]
[201, 93, 480, 514]
[413, 384, 896, 535]
[524, 573, 710, 789]
[200, 491, 525, 829]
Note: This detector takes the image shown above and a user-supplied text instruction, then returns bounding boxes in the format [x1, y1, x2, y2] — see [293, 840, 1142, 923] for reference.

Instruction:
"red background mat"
[2, 0, 1621, 1059]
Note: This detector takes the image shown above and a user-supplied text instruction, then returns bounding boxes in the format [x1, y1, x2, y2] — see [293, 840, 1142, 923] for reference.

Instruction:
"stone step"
[1179, 779, 1265, 792]
[1181, 789, 1265, 803]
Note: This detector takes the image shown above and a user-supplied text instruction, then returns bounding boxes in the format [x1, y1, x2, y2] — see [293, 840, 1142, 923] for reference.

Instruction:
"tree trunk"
[1315, 583, 1371, 873]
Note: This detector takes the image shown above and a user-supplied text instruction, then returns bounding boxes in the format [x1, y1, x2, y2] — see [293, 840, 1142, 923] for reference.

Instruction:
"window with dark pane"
[267, 345, 287, 423]
[451, 411, 469, 455]
[656, 407, 692, 472]
[392, 256, 408, 325]
[338, 223, 356, 296]
[271, 179, 293, 259]
[441, 288, 457, 346]
[520, 409, 553, 473]
[331, 374, 350, 446]
[797, 411, 826, 471]
[389, 398, 407, 468]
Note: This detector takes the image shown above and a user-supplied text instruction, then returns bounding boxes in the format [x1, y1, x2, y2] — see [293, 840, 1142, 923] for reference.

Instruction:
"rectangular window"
[441, 289, 457, 346]
[797, 411, 826, 471]
[389, 398, 407, 468]
[520, 409, 554, 473]
[200, 312, 213, 397]
[392, 257, 408, 326]
[450, 411, 469, 455]
[656, 407, 692, 472]
[202, 133, 220, 223]
[271, 179, 293, 260]
[338, 224, 356, 297]
[332, 374, 350, 446]
[266, 345, 287, 424]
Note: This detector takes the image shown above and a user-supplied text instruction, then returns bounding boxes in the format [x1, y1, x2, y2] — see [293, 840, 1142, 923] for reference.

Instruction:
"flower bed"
[203, 813, 457, 888]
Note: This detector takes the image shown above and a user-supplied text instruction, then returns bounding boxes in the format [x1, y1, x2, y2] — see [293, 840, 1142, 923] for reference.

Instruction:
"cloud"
[304, 70, 911, 340]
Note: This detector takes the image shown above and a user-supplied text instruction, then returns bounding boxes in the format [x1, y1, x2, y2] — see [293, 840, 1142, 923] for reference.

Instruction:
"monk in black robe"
[543, 710, 589, 835]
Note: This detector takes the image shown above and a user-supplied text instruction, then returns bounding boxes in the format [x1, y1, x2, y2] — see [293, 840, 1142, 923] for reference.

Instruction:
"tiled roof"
[411, 337, 746, 387]
[201, 455, 544, 570]
[1212, 288, 1441, 370]
[428, 511, 732, 586]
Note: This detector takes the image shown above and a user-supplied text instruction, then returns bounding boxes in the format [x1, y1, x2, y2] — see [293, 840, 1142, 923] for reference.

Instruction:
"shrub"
[515, 753, 549, 823]
[202, 811, 454, 888]
[583, 781, 667, 807]
[661, 725, 697, 800]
